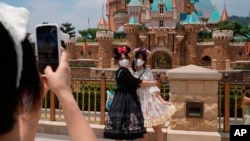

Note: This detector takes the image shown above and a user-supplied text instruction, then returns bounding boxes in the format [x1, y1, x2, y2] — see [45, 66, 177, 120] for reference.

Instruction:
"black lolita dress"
[104, 67, 146, 140]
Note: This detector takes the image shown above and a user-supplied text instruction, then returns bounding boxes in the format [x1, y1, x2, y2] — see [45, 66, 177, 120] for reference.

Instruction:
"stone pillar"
[110, 58, 115, 68]
[211, 59, 217, 70]
[225, 59, 231, 70]
[166, 65, 222, 141]
[98, 58, 103, 69]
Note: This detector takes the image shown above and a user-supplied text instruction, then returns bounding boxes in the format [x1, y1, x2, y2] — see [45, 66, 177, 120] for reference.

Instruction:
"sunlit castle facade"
[66, 0, 248, 71]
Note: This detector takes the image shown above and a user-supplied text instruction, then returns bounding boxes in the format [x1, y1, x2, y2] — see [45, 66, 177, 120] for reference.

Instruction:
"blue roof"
[194, 0, 213, 19]
[129, 16, 137, 24]
[151, 0, 172, 12]
[195, 9, 204, 18]
[190, 0, 200, 3]
[182, 12, 201, 24]
[207, 8, 221, 24]
[179, 13, 188, 24]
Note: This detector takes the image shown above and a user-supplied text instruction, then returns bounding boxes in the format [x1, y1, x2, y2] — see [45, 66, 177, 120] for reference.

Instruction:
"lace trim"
[144, 105, 176, 127]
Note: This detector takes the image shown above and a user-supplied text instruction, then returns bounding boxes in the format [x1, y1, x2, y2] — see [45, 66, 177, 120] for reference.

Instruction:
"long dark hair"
[0, 23, 43, 134]
[131, 49, 147, 72]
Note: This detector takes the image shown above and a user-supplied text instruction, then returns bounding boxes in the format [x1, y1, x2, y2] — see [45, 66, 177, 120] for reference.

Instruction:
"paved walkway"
[35, 133, 112, 141]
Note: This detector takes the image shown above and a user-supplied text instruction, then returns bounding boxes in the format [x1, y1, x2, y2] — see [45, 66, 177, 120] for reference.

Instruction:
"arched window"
[201, 56, 211, 66]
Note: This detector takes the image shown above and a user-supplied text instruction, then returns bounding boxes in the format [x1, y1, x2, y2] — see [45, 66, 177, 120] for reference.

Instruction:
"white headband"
[0, 3, 29, 88]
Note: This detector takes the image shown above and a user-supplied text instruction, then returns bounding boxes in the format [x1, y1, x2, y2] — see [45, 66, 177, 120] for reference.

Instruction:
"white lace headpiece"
[0, 3, 29, 88]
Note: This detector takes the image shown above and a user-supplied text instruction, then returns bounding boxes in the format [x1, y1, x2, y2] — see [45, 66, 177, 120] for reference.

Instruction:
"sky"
[1, 0, 249, 37]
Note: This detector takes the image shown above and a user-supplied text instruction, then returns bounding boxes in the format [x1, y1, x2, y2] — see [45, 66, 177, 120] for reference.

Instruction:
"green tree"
[217, 21, 243, 36]
[60, 22, 76, 38]
[78, 28, 99, 39]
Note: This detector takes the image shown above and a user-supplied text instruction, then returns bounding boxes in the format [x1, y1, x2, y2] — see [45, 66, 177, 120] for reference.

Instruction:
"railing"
[40, 75, 250, 132]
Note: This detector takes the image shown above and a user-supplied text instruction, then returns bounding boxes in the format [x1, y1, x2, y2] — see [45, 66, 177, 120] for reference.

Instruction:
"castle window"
[159, 20, 164, 27]
[159, 5, 164, 14]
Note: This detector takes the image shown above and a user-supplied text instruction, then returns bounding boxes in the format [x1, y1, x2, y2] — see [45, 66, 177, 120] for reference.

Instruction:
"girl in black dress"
[104, 46, 158, 141]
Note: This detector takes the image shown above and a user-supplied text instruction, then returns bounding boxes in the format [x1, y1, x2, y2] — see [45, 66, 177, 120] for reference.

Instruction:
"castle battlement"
[114, 13, 128, 24]
[229, 42, 245, 46]
[212, 30, 233, 41]
[124, 23, 140, 33]
[150, 27, 175, 32]
[65, 41, 75, 46]
[96, 31, 114, 41]
[184, 24, 201, 33]
[75, 42, 99, 46]
[197, 42, 214, 46]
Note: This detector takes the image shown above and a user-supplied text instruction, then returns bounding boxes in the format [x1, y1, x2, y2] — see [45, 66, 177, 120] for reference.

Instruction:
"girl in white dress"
[132, 48, 176, 141]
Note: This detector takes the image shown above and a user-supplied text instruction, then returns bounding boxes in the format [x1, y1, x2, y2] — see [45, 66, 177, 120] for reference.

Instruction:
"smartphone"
[35, 24, 61, 74]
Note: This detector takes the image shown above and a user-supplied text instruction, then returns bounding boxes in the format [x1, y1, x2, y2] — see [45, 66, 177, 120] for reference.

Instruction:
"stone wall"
[167, 65, 222, 132]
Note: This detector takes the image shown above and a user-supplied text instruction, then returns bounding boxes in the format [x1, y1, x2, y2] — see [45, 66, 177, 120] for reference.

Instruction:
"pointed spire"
[145, 0, 151, 21]
[173, 0, 176, 8]
[220, 0, 228, 21]
[98, 2, 109, 30]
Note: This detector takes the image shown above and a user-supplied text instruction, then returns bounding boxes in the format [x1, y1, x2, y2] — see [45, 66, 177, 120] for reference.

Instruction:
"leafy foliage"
[229, 15, 250, 27]
[78, 28, 100, 39]
[60, 22, 76, 38]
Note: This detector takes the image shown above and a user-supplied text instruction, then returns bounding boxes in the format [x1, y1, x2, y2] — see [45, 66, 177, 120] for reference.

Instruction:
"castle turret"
[106, 0, 110, 29]
[212, 30, 233, 70]
[124, 16, 140, 53]
[127, 0, 143, 23]
[96, 15, 114, 68]
[172, 0, 178, 21]
[65, 40, 77, 60]
[182, 12, 201, 65]
[145, 0, 151, 23]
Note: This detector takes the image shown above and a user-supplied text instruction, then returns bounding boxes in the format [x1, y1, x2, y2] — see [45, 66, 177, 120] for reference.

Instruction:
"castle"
[65, 0, 249, 71]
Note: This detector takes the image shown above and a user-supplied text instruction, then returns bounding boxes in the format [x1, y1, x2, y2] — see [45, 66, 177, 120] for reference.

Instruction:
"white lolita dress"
[134, 67, 176, 127]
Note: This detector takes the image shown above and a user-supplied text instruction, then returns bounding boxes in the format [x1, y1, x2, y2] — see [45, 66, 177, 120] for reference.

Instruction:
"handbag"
[105, 69, 123, 110]
[106, 90, 114, 110]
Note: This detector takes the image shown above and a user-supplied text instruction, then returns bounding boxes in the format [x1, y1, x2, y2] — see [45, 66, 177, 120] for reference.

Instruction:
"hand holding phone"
[35, 23, 61, 74]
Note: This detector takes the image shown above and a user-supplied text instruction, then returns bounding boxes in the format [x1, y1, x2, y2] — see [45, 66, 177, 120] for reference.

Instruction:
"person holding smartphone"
[0, 2, 96, 141]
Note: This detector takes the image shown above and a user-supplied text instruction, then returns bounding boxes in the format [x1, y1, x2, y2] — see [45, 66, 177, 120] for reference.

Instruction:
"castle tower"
[65, 40, 77, 60]
[144, 0, 151, 23]
[127, 0, 143, 23]
[173, 0, 178, 21]
[124, 16, 140, 54]
[212, 30, 233, 70]
[106, 0, 111, 29]
[183, 12, 201, 65]
[96, 12, 114, 68]
[106, 0, 126, 31]
[183, 0, 193, 14]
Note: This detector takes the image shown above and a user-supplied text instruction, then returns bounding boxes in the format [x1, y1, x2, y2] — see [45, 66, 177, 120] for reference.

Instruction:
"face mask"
[136, 59, 145, 67]
[119, 59, 129, 67]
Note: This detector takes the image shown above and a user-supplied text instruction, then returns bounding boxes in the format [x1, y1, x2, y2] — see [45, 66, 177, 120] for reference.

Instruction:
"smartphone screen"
[35, 24, 61, 74]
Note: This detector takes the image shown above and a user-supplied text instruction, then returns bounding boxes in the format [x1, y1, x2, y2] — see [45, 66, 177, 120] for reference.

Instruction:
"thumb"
[44, 66, 54, 76]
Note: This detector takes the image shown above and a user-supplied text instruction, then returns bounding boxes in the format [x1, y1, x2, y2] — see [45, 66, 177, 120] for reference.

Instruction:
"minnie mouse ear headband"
[133, 47, 151, 59]
[0, 2, 29, 88]
[114, 46, 131, 60]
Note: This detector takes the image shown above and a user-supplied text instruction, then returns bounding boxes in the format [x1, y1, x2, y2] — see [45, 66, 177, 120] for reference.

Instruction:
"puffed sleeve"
[147, 68, 155, 81]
